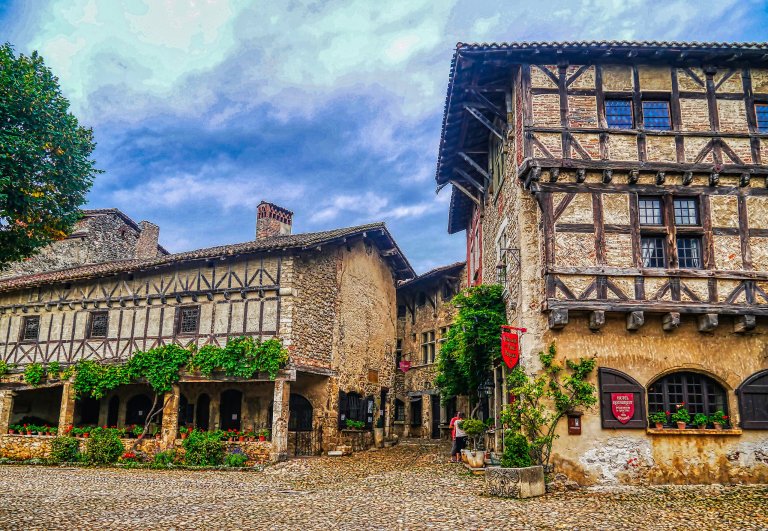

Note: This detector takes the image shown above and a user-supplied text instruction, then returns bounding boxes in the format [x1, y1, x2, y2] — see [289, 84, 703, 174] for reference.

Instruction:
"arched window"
[737, 370, 768, 429]
[648, 372, 727, 425]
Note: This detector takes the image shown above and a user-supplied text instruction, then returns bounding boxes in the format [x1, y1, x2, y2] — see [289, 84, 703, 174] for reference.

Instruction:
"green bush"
[153, 450, 177, 468]
[85, 429, 124, 464]
[49, 436, 80, 463]
[501, 431, 533, 468]
[24, 363, 45, 386]
[182, 430, 224, 466]
[224, 451, 248, 468]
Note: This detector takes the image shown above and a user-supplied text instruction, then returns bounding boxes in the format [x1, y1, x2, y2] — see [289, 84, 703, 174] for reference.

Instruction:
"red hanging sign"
[500, 326, 526, 369]
[399, 360, 411, 373]
[611, 393, 635, 424]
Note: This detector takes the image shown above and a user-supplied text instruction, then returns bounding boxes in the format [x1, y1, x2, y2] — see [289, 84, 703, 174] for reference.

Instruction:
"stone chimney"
[256, 201, 293, 239]
[134, 221, 160, 259]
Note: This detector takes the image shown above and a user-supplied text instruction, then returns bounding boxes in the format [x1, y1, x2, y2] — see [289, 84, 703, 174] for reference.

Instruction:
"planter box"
[461, 449, 485, 469]
[485, 466, 546, 499]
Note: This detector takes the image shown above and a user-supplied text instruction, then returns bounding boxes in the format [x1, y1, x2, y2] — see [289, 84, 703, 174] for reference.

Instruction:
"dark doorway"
[126, 394, 154, 426]
[411, 397, 422, 429]
[178, 394, 194, 427]
[220, 390, 242, 431]
[196, 394, 210, 431]
[431, 395, 441, 438]
[288, 394, 313, 432]
[107, 396, 119, 427]
[76, 396, 100, 426]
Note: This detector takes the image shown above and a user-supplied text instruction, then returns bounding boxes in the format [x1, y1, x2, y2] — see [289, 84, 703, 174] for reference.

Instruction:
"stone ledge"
[646, 428, 743, 436]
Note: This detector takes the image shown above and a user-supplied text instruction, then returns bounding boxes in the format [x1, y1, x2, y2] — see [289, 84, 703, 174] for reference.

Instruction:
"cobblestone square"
[0, 443, 765, 530]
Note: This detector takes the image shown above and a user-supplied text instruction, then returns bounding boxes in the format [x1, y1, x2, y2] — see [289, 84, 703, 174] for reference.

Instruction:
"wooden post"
[0, 390, 14, 435]
[271, 378, 290, 462]
[58, 382, 76, 433]
[160, 385, 180, 449]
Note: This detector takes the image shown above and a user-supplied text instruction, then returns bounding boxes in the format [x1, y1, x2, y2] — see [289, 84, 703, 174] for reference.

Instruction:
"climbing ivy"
[125, 344, 191, 394]
[23, 362, 45, 386]
[189, 337, 289, 380]
[73, 360, 129, 399]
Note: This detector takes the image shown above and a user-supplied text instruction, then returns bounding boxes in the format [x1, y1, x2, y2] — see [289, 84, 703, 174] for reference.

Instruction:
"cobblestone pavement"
[0, 441, 766, 530]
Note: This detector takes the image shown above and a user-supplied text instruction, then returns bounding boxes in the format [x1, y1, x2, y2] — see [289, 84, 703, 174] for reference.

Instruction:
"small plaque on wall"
[368, 369, 379, 384]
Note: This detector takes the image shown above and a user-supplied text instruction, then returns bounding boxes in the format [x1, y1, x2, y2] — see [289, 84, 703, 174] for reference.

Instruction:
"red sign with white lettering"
[611, 393, 635, 424]
[500, 326, 526, 369]
[399, 360, 411, 373]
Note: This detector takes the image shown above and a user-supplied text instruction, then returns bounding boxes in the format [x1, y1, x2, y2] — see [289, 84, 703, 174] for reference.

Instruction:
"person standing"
[449, 411, 465, 463]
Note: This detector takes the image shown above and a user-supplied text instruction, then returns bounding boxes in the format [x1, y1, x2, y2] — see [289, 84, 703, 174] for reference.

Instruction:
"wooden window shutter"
[598, 367, 647, 429]
[173, 307, 181, 336]
[737, 370, 768, 429]
[338, 391, 348, 430]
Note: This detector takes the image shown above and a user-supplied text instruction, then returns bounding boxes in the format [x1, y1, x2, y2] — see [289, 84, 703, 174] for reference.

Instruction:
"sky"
[2, 0, 767, 273]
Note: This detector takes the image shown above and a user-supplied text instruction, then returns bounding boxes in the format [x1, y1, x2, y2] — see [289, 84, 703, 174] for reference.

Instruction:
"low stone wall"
[339, 430, 373, 452]
[0, 435, 271, 465]
[486, 466, 546, 499]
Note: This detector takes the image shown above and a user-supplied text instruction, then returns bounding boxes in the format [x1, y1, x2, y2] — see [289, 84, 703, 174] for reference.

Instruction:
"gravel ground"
[0, 441, 765, 530]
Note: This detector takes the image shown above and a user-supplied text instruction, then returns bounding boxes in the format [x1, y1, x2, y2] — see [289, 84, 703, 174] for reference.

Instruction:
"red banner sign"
[500, 326, 526, 369]
[611, 393, 635, 424]
[399, 360, 411, 373]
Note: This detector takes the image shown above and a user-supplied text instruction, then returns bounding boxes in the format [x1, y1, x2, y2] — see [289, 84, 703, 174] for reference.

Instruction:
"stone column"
[270, 378, 290, 462]
[494, 366, 502, 451]
[160, 385, 180, 449]
[0, 390, 15, 435]
[58, 382, 76, 432]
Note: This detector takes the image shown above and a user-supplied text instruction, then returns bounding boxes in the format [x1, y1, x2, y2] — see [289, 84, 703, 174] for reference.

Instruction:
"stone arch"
[647, 370, 729, 423]
[125, 394, 157, 426]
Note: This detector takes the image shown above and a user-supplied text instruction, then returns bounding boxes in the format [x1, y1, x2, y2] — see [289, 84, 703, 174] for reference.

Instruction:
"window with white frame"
[421, 331, 436, 364]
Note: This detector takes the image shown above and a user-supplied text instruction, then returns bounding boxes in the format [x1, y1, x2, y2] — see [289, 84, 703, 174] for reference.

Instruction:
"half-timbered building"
[436, 41, 768, 484]
[0, 202, 413, 460]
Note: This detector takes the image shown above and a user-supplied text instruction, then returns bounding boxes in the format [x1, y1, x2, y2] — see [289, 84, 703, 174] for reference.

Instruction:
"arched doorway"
[220, 390, 242, 431]
[178, 394, 193, 427]
[196, 394, 210, 431]
[126, 394, 155, 426]
[288, 394, 313, 432]
[106, 396, 120, 427]
[76, 396, 100, 426]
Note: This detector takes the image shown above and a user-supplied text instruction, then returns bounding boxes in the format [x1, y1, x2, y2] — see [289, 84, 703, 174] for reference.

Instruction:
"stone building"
[0, 201, 413, 460]
[436, 41, 768, 484]
[0, 209, 168, 280]
[391, 262, 467, 440]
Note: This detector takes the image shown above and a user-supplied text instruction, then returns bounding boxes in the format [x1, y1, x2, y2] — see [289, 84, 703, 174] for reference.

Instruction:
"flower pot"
[654, 422, 663, 429]
[26, 431, 32, 436]
[463, 449, 485, 469]
[259, 435, 266, 442]
[713, 422, 723, 430]
[8, 429, 14, 434]
[675, 422, 686, 430]
[238, 436, 245, 442]
[697, 424, 706, 430]
[180, 433, 188, 440]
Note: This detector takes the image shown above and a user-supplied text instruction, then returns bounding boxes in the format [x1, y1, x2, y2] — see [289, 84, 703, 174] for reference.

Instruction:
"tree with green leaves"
[501, 343, 597, 469]
[0, 43, 98, 269]
[435, 284, 506, 417]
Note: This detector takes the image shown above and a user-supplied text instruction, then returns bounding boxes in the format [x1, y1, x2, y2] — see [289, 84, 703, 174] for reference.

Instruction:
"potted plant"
[458, 418, 487, 468]
[132, 424, 144, 439]
[670, 404, 690, 429]
[693, 413, 708, 429]
[258, 429, 269, 442]
[649, 410, 668, 429]
[345, 419, 365, 430]
[179, 426, 189, 440]
[7, 424, 16, 434]
[710, 410, 728, 430]
[152, 426, 160, 439]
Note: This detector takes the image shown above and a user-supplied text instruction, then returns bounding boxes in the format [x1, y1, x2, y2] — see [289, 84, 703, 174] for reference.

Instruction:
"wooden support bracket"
[709, 172, 720, 187]
[662, 312, 681, 331]
[602, 169, 613, 184]
[655, 171, 666, 185]
[734, 314, 756, 333]
[682, 171, 694, 186]
[454, 167, 485, 194]
[697, 313, 719, 333]
[449, 179, 481, 207]
[463, 105, 504, 140]
[548, 308, 569, 329]
[589, 310, 606, 331]
[576, 168, 587, 183]
[626, 311, 645, 331]
[628, 169, 639, 184]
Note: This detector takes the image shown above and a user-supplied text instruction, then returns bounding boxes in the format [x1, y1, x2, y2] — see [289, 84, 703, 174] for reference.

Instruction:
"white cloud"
[309, 191, 443, 224]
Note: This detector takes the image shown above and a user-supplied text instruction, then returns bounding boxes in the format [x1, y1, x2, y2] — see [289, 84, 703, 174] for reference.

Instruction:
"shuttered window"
[598, 367, 647, 428]
[737, 370, 768, 429]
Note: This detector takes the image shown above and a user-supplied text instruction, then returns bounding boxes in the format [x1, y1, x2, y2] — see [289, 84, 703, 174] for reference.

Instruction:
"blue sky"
[2, 0, 767, 273]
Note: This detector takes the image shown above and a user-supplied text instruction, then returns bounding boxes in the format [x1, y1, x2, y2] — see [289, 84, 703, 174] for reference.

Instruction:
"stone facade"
[0, 209, 166, 280]
[437, 42, 768, 484]
[0, 210, 413, 461]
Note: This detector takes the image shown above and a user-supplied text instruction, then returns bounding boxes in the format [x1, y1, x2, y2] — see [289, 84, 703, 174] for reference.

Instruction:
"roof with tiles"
[398, 261, 465, 290]
[0, 222, 415, 292]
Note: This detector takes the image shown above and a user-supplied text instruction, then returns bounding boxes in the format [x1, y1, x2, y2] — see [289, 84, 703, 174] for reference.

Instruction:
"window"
[20, 315, 40, 342]
[673, 198, 698, 225]
[346, 392, 364, 423]
[395, 339, 403, 368]
[755, 103, 768, 133]
[416, 292, 427, 308]
[394, 399, 405, 422]
[489, 134, 505, 195]
[410, 397, 422, 427]
[437, 326, 449, 355]
[176, 306, 200, 335]
[421, 331, 436, 364]
[676, 237, 702, 269]
[641, 237, 666, 268]
[638, 197, 663, 225]
[87, 312, 109, 338]
[648, 372, 727, 426]
[737, 369, 768, 429]
[441, 283, 455, 301]
[605, 99, 633, 128]
[642, 101, 671, 130]
[468, 208, 482, 286]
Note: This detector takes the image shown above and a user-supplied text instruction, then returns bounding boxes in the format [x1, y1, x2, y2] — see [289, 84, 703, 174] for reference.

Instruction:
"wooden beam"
[468, 89, 507, 122]
[548, 308, 568, 329]
[453, 167, 485, 194]
[697, 313, 719, 332]
[464, 105, 504, 140]
[448, 180, 481, 207]
[458, 151, 491, 182]
[733, 314, 756, 333]
[662, 312, 681, 331]
[589, 310, 606, 331]
[548, 299, 768, 316]
[626, 311, 644, 331]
